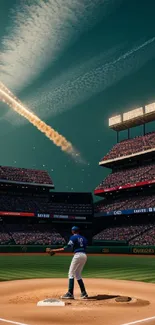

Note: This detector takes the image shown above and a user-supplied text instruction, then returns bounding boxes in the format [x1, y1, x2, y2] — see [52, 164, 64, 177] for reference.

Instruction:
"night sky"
[1, 0, 155, 199]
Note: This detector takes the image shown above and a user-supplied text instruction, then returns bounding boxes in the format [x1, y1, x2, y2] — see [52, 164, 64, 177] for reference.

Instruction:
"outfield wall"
[0, 245, 155, 255]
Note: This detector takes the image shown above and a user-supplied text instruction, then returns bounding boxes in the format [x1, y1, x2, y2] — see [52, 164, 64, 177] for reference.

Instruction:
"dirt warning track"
[0, 278, 155, 325]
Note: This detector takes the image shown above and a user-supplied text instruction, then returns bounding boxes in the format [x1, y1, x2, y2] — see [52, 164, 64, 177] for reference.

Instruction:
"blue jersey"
[67, 234, 87, 253]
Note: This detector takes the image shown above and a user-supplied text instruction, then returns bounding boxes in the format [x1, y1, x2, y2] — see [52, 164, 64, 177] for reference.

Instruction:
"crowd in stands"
[96, 163, 155, 190]
[0, 194, 92, 215]
[0, 224, 66, 245]
[0, 195, 49, 213]
[94, 222, 155, 245]
[0, 225, 12, 244]
[95, 194, 155, 213]
[0, 166, 53, 185]
[102, 132, 155, 162]
[129, 226, 155, 245]
[0, 232, 12, 244]
[93, 224, 150, 241]
[11, 230, 65, 245]
[0, 221, 155, 246]
[49, 202, 92, 215]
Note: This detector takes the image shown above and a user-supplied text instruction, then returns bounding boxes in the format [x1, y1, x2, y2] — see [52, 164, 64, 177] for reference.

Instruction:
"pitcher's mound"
[6, 279, 150, 308]
[0, 278, 154, 325]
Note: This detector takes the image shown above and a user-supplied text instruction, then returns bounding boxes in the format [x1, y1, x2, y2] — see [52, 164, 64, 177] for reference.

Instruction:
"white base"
[37, 298, 65, 307]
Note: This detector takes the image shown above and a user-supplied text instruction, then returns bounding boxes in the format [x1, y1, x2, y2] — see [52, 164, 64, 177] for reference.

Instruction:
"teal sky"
[1, 0, 155, 199]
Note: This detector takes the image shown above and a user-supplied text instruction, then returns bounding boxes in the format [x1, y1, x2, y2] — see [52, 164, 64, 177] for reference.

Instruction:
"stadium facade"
[93, 103, 155, 245]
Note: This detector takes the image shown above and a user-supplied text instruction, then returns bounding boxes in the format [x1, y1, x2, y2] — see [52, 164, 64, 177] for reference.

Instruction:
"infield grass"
[0, 255, 155, 283]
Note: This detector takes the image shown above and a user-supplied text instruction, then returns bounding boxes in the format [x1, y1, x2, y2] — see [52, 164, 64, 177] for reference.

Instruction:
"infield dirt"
[0, 278, 155, 325]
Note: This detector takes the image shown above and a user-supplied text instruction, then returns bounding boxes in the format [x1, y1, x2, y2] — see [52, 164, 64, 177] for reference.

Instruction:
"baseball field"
[1, 253, 155, 325]
[0, 253, 155, 282]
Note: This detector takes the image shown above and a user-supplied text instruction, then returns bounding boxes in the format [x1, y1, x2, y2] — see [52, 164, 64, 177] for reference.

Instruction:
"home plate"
[37, 298, 65, 306]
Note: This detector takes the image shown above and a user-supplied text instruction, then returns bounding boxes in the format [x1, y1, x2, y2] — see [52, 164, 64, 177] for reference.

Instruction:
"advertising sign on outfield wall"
[132, 248, 155, 255]
[95, 207, 155, 217]
[37, 214, 50, 218]
[0, 211, 35, 217]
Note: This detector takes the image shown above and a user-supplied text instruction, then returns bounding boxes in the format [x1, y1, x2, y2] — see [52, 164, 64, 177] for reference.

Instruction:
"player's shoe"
[61, 292, 74, 299]
[81, 292, 88, 299]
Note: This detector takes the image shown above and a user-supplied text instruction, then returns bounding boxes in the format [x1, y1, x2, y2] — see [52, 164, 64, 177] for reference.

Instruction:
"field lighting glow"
[109, 115, 122, 126]
[123, 107, 143, 121]
[145, 102, 155, 114]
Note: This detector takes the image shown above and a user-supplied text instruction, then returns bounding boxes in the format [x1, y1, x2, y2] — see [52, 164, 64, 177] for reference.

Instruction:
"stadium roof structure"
[109, 102, 155, 131]
[0, 165, 54, 189]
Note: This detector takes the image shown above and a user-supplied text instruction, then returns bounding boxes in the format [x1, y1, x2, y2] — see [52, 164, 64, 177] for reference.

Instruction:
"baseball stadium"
[0, 106, 155, 325]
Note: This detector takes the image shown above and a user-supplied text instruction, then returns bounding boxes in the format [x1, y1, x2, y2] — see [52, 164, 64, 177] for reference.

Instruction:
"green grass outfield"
[1, 254, 155, 283]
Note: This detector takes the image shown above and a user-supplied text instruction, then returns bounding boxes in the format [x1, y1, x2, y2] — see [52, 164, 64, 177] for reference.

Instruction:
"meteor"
[0, 82, 79, 159]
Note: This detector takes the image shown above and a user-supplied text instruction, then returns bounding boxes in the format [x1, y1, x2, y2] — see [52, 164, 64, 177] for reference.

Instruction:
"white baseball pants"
[68, 252, 87, 280]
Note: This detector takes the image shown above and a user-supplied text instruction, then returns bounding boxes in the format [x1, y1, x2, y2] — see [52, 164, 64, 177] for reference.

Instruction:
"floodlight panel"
[145, 102, 155, 114]
[123, 107, 143, 121]
[109, 115, 122, 126]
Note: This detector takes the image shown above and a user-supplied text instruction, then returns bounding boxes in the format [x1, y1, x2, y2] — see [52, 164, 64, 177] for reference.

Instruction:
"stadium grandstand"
[0, 165, 54, 187]
[0, 165, 93, 246]
[100, 131, 155, 164]
[93, 103, 155, 247]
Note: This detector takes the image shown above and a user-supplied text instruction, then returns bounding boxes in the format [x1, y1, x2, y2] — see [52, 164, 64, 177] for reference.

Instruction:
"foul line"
[121, 315, 155, 325]
[1, 315, 155, 325]
[0, 318, 31, 325]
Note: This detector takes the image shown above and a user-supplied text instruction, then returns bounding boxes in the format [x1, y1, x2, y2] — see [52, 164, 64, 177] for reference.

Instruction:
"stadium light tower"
[109, 103, 155, 143]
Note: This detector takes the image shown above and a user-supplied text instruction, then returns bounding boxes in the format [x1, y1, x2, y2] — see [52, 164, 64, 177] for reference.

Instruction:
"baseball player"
[46, 226, 88, 299]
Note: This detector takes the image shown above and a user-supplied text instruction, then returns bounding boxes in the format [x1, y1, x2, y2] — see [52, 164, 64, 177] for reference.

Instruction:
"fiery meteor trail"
[0, 82, 80, 159]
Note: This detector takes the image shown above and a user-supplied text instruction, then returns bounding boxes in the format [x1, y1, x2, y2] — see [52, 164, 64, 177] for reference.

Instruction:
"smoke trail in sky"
[3, 45, 121, 126]
[4, 37, 155, 127]
[1, 0, 119, 92]
[0, 83, 82, 161]
[23, 36, 155, 120]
